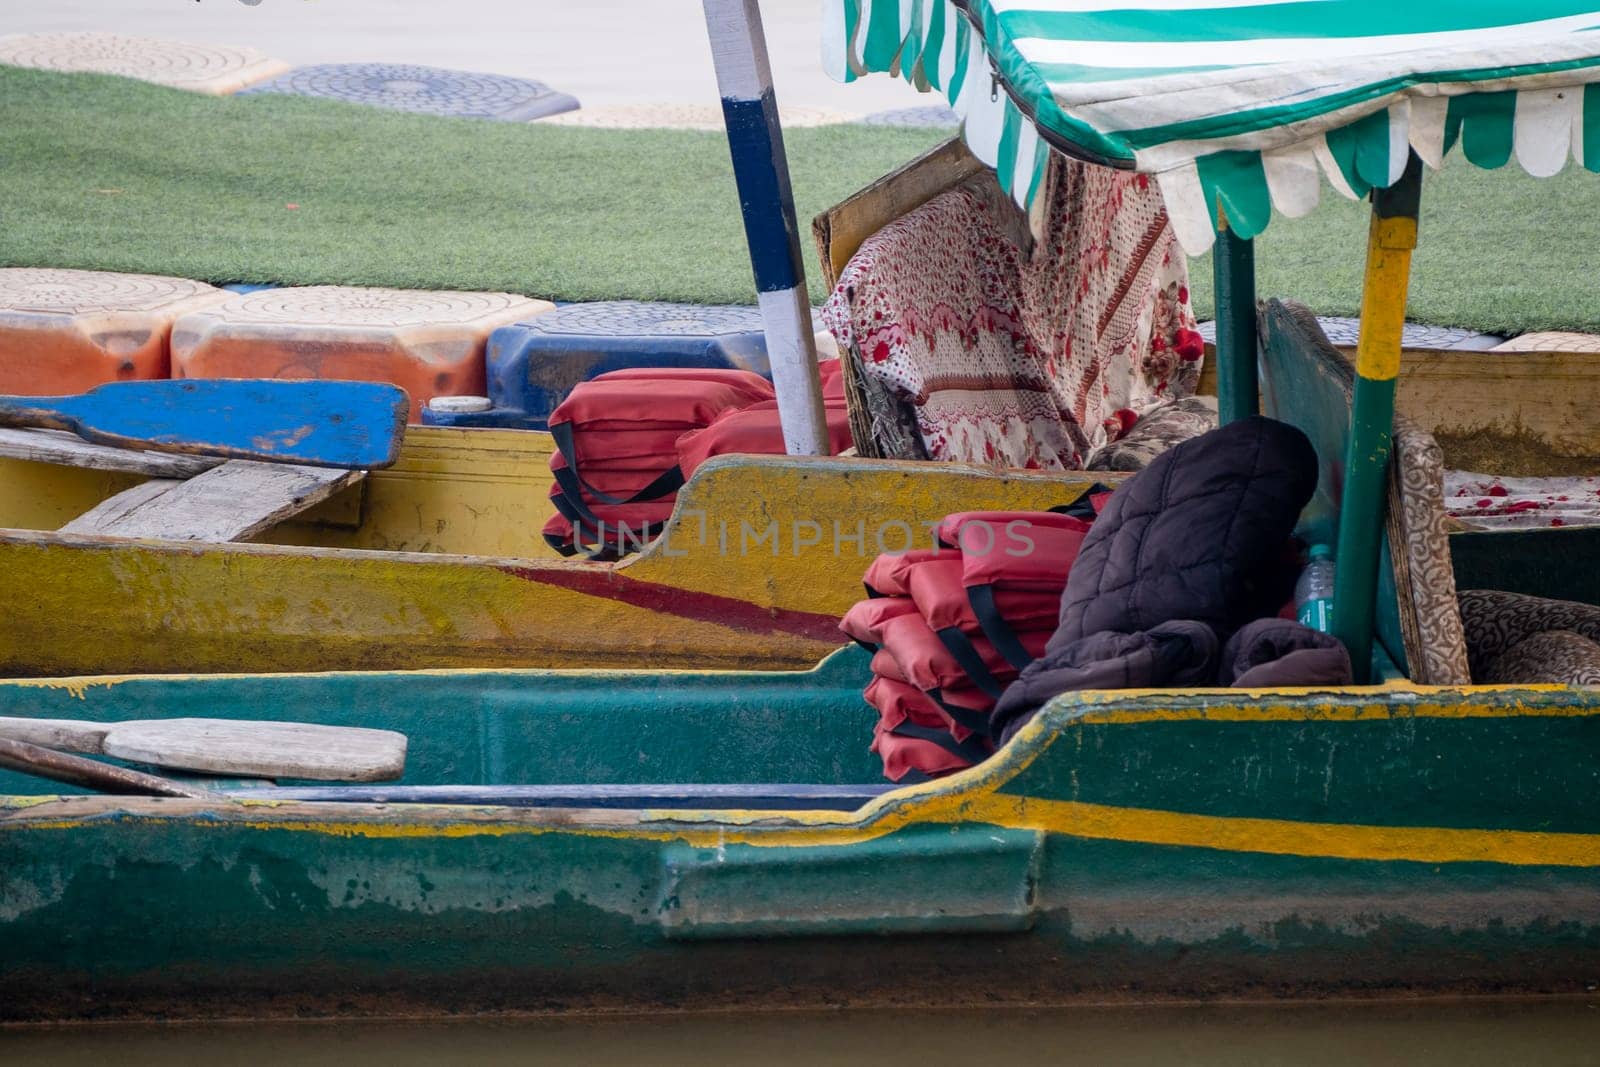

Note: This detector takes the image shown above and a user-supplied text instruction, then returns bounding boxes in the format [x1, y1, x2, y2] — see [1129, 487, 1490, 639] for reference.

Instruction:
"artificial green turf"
[1187, 164, 1600, 335]
[0, 66, 944, 306]
[3, 64, 1600, 331]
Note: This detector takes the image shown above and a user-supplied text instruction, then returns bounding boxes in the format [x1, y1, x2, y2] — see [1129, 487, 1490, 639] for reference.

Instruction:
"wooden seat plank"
[60, 460, 363, 542]
[0, 427, 219, 477]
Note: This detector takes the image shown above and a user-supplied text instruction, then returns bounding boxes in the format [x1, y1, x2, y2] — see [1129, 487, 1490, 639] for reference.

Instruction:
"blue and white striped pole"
[702, 0, 831, 456]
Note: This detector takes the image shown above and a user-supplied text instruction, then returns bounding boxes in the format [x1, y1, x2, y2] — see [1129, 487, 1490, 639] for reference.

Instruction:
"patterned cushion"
[1485, 630, 1600, 685]
[1458, 589, 1600, 682]
[1387, 417, 1473, 685]
[1085, 396, 1217, 471]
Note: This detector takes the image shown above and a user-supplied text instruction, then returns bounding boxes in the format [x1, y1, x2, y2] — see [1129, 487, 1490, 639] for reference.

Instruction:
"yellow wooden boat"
[4, 138, 1598, 678]
[0, 425, 1105, 675]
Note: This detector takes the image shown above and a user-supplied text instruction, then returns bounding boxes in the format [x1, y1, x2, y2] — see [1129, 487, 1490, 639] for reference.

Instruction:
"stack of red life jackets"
[544, 363, 852, 556]
[840, 492, 1110, 782]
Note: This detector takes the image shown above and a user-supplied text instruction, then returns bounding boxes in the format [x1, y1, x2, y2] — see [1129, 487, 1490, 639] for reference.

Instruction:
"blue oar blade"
[56, 379, 407, 469]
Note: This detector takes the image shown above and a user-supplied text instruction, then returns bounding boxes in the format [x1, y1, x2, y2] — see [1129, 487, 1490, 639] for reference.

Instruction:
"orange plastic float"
[0, 268, 229, 395]
[172, 286, 554, 421]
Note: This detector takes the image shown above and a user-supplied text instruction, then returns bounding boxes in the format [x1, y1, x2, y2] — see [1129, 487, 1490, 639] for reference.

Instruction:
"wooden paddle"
[0, 379, 408, 469]
[0, 718, 408, 783]
[0, 737, 210, 798]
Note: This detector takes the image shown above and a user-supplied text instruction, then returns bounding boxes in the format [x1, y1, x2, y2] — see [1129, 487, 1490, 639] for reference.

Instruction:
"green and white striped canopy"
[823, 1, 1600, 252]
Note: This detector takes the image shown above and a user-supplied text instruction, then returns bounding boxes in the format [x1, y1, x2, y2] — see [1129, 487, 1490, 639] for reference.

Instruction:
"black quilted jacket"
[990, 417, 1338, 742]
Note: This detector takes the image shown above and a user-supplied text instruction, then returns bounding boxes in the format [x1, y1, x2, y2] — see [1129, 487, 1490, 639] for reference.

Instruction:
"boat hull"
[0, 450, 1105, 675]
[3, 670, 1598, 1020]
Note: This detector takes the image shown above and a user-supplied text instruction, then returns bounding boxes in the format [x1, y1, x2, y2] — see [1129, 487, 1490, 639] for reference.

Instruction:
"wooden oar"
[0, 737, 209, 798]
[0, 379, 408, 469]
[0, 718, 407, 783]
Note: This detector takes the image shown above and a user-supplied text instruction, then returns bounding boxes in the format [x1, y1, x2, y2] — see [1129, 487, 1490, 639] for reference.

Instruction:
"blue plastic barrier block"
[466, 302, 798, 430]
[241, 63, 578, 122]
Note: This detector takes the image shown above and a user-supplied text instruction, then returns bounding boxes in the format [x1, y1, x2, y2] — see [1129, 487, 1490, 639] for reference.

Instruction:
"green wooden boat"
[8, 1, 1600, 1021]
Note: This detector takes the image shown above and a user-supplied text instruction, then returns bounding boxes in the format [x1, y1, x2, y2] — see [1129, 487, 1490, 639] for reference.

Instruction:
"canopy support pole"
[1213, 222, 1258, 423]
[702, 0, 831, 456]
[1334, 153, 1422, 684]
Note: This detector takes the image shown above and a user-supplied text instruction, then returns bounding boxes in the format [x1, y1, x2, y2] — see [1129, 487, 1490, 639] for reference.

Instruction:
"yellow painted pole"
[1333, 154, 1421, 682]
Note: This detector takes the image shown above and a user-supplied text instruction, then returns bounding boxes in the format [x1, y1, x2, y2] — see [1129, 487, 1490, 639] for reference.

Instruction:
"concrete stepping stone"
[537, 104, 853, 130]
[424, 301, 832, 430]
[1197, 317, 1504, 351]
[1490, 331, 1600, 353]
[0, 32, 289, 95]
[858, 106, 961, 128]
[171, 286, 554, 422]
[240, 63, 578, 122]
[0, 267, 228, 395]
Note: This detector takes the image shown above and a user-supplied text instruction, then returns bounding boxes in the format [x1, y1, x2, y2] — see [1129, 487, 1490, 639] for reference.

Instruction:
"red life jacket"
[933, 509, 1100, 670]
[839, 596, 921, 649]
[677, 398, 853, 478]
[545, 368, 774, 556]
[861, 547, 953, 597]
[846, 496, 1108, 783]
[865, 676, 992, 782]
[546, 366, 861, 556]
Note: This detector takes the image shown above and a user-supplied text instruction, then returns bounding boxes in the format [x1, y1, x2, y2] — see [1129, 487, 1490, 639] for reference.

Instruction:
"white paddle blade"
[101, 719, 408, 782]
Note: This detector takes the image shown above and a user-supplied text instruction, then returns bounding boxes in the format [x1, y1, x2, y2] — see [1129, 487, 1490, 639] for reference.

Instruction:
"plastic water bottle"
[1296, 544, 1336, 633]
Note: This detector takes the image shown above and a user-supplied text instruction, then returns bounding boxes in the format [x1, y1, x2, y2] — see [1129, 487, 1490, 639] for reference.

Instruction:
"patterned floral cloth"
[1445, 471, 1600, 529]
[821, 159, 1203, 469]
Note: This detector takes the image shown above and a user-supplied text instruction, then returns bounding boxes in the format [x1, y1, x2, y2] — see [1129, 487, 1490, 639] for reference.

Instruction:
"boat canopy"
[823, 1, 1600, 252]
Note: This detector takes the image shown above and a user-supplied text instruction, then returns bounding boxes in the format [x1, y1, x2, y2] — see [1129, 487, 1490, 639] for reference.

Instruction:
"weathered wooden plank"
[60, 460, 363, 542]
[0, 428, 220, 477]
[812, 137, 986, 290]
[60, 478, 182, 536]
[101, 719, 407, 782]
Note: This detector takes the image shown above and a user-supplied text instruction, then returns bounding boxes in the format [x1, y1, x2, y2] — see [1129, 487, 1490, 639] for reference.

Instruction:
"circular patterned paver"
[516, 300, 825, 336]
[1197, 316, 1504, 351]
[525, 301, 757, 337]
[1491, 331, 1600, 353]
[241, 63, 578, 122]
[0, 267, 221, 316]
[0, 32, 289, 95]
[858, 106, 961, 128]
[538, 104, 854, 130]
[209, 286, 539, 329]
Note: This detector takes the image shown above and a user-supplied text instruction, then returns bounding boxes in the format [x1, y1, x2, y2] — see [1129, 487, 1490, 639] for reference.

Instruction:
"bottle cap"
[1309, 543, 1334, 561]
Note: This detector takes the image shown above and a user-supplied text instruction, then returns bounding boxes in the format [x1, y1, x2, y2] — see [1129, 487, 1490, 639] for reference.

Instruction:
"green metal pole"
[1213, 223, 1259, 423]
[1334, 153, 1422, 683]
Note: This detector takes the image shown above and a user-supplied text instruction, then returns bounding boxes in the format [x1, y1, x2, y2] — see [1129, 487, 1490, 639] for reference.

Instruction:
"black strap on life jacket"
[887, 719, 993, 766]
[1049, 482, 1115, 522]
[926, 687, 993, 740]
[545, 490, 665, 559]
[966, 584, 1037, 672]
[549, 420, 686, 530]
[935, 625, 1006, 700]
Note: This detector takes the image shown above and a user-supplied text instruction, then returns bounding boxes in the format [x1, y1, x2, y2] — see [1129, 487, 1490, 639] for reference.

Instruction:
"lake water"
[6, 999, 1600, 1066]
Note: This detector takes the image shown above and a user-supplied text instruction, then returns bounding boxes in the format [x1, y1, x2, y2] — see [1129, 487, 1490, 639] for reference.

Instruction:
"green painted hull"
[3, 654, 1598, 1020]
